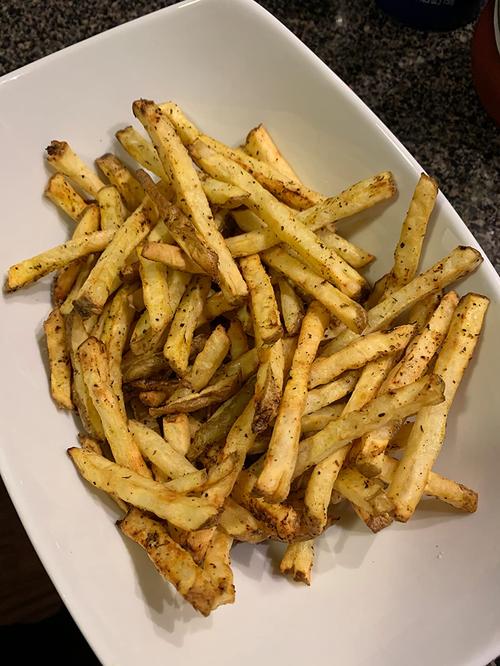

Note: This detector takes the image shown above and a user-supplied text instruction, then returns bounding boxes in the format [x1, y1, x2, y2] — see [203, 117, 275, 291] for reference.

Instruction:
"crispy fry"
[128, 419, 196, 479]
[6, 230, 113, 292]
[317, 229, 375, 269]
[334, 468, 394, 516]
[141, 242, 204, 273]
[188, 325, 230, 391]
[162, 414, 191, 456]
[118, 509, 219, 615]
[227, 320, 248, 361]
[387, 294, 489, 521]
[384, 174, 438, 296]
[74, 202, 156, 316]
[219, 498, 269, 543]
[46, 140, 105, 197]
[191, 139, 367, 300]
[253, 339, 284, 434]
[95, 153, 145, 211]
[43, 307, 72, 409]
[138, 247, 170, 335]
[280, 540, 315, 585]
[309, 325, 415, 389]
[133, 100, 247, 305]
[241, 254, 283, 345]
[200, 176, 249, 209]
[256, 302, 329, 501]
[304, 370, 360, 414]
[150, 372, 241, 416]
[164, 469, 208, 493]
[97, 185, 125, 231]
[244, 124, 299, 181]
[44, 173, 87, 221]
[278, 278, 304, 336]
[261, 246, 367, 334]
[122, 349, 169, 382]
[293, 374, 445, 478]
[300, 403, 346, 433]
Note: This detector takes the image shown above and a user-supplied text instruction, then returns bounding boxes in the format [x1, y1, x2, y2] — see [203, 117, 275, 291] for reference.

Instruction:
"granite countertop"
[0, 1, 498, 664]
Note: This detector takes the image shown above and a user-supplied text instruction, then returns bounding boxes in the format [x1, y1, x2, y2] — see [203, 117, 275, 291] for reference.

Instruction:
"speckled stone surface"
[1, 0, 499, 270]
[0, 1, 499, 664]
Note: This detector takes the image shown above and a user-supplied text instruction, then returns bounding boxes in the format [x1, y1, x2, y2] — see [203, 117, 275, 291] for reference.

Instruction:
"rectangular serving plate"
[1, 1, 499, 665]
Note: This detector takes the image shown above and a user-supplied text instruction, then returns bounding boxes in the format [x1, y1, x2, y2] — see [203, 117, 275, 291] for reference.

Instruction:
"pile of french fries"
[5, 100, 489, 616]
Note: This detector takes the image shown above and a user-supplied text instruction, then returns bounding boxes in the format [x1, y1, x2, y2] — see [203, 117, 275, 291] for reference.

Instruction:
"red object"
[472, 0, 500, 125]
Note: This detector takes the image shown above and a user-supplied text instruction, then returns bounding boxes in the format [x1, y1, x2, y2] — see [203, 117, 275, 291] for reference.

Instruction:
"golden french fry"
[188, 325, 231, 391]
[278, 278, 304, 336]
[133, 100, 247, 305]
[253, 339, 284, 434]
[191, 139, 367, 300]
[227, 320, 249, 361]
[200, 176, 249, 209]
[128, 419, 196, 479]
[317, 229, 375, 269]
[353, 505, 394, 533]
[240, 254, 283, 345]
[388, 293, 489, 521]
[280, 540, 315, 585]
[219, 498, 270, 543]
[44, 173, 87, 221]
[334, 468, 394, 516]
[43, 307, 72, 410]
[256, 302, 329, 501]
[141, 242, 204, 273]
[46, 140, 105, 197]
[138, 248, 170, 335]
[95, 153, 145, 211]
[384, 174, 438, 296]
[244, 124, 299, 181]
[164, 469, 208, 493]
[294, 374, 445, 478]
[309, 325, 415, 389]
[6, 230, 113, 292]
[122, 349, 169, 382]
[162, 413, 192, 456]
[118, 509, 219, 615]
[150, 372, 241, 416]
[97, 185, 125, 231]
[300, 402, 346, 433]
[261, 246, 367, 334]
[304, 370, 360, 415]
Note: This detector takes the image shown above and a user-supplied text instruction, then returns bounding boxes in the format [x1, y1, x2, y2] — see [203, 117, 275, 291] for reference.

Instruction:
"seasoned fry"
[317, 229, 375, 269]
[138, 246, 170, 334]
[164, 469, 208, 494]
[244, 124, 299, 181]
[293, 374, 445, 478]
[188, 325, 230, 391]
[256, 302, 329, 501]
[280, 540, 315, 585]
[118, 509, 220, 615]
[122, 349, 169, 382]
[200, 176, 249, 209]
[6, 230, 113, 292]
[141, 242, 204, 273]
[334, 468, 394, 516]
[304, 370, 360, 414]
[162, 414, 191, 456]
[227, 320, 248, 360]
[261, 246, 367, 334]
[309, 325, 415, 389]
[240, 254, 282, 345]
[278, 278, 304, 336]
[43, 308, 72, 410]
[44, 173, 87, 221]
[133, 100, 247, 305]
[300, 403, 346, 433]
[97, 186, 125, 231]
[95, 153, 145, 211]
[78, 337, 150, 476]
[384, 174, 438, 296]
[46, 140, 105, 197]
[128, 419, 196, 479]
[387, 294, 489, 521]
[191, 139, 367, 300]
[253, 339, 284, 434]
[219, 498, 269, 543]
[163, 276, 211, 377]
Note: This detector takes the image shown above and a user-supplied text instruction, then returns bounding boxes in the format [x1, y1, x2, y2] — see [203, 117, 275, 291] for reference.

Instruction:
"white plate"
[1, 1, 499, 664]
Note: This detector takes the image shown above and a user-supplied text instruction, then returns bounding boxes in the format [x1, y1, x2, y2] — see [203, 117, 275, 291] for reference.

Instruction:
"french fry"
[352, 506, 393, 533]
[191, 139, 367, 300]
[387, 293, 489, 521]
[334, 468, 394, 516]
[161, 101, 322, 209]
[164, 469, 208, 493]
[43, 307, 72, 410]
[118, 509, 220, 615]
[219, 498, 270, 543]
[253, 339, 284, 434]
[256, 302, 329, 501]
[244, 124, 299, 181]
[354, 291, 459, 476]
[78, 337, 150, 477]
[128, 396, 161, 434]
[95, 153, 145, 211]
[300, 403, 346, 433]
[240, 254, 283, 345]
[116, 126, 169, 180]
[278, 278, 304, 336]
[73, 201, 157, 316]
[280, 540, 315, 585]
[133, 100, 247, 305]
[128, 419, 196, 479]
[163, 276, 211, 377]
[293, 374, 445, 478]
[200, 176, 249, 209]
[162, 413, 191, 456]
[138, 247, 170, 335]
[323, 246, 483, 354]
[46, 140, 105, 197]
[188, 325, 231, 391]
[44, 173, 88, 221]
[304, 370, 360, 414]
[309, 325, 415, 389]
[150, 371, 241, 416]
[379, 455, 478, 513]
[316, 229, 375, 269]
[141, 242, 204, 273]
[122, 349, 169, 382]
[227, 320, 248, 360]
[384, 174, 438, 296]
[97, 185, 125, 231]
[6, 230, 113, 292]
[261, 246, 367, 334]
[407, 291, 443, 330]
[69, 449, 217, 530]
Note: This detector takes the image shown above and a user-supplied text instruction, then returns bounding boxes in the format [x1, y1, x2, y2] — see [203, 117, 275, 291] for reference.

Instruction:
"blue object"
[376, 0, 484, 31]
